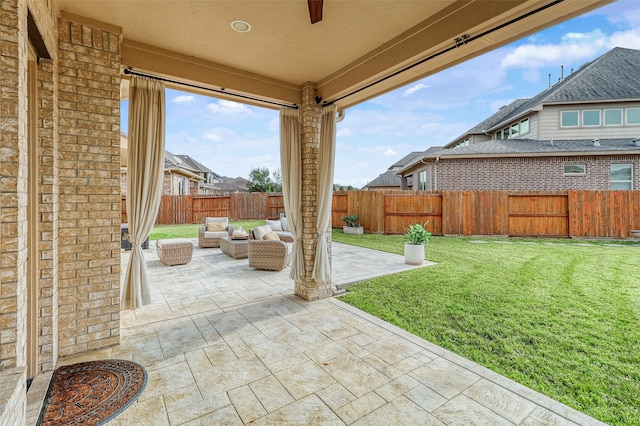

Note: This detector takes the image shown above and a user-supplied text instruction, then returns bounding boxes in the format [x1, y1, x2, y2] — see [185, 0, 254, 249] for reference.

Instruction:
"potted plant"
[404, 222, 431, 265]
[341, 214, 364, 235]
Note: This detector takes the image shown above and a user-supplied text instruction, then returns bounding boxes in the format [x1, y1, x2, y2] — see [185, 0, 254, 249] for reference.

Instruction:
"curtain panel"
[312, 105, 337, 283]
[279, 108, 304, 280]
[121, 76, 166, 310]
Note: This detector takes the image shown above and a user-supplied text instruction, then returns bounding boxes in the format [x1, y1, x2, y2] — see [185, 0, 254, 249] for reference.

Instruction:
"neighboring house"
[363, 151, 425, 191]
[121, 133, 234, 195]
[215, 176, 251, 193]
[398, 47, 640, 191]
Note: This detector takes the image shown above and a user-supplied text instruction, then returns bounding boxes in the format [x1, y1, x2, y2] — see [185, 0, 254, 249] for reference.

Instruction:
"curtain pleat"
[121, 76, 166, 310]
[279, 108, 304, 280]
[312, 105, 337, 283]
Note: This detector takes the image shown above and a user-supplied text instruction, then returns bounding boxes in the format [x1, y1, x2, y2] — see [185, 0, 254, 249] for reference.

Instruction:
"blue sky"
[121, 0, 640, 188]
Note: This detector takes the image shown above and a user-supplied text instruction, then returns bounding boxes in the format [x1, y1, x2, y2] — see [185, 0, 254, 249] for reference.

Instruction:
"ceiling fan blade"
[308, 0, 323, 24]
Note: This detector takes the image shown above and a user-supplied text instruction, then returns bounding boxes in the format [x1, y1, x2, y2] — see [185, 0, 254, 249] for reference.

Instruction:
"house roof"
[175, 155, 218, 176]
[364, 170, 403, 189]
[424, 138, 640, 159]
[389, 152, 423, 170]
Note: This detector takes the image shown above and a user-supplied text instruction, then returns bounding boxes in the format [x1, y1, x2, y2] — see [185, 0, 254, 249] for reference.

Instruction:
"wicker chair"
[198, 217, 234, 248]
[247, 227, 292, 271]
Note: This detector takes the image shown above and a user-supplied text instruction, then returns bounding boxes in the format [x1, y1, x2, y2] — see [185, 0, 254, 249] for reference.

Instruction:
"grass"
[333, 231, 640, 425]
[149, 220, 266, 240]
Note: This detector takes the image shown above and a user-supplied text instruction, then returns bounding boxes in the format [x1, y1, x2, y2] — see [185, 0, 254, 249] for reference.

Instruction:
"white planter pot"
[404, 243, 425, 265]
[343, 226, 364, 235]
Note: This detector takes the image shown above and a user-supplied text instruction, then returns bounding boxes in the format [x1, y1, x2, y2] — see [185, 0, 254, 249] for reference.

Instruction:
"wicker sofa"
[198, 217, 234, 248]
[247, 225, 292, 271]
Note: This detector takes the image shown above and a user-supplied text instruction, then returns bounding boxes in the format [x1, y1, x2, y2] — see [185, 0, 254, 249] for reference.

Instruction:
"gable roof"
[389, 151, 423, 170]
[364, 170, 403, 188]
[175, 155, 218, 176]
[424, 138, 640, 159]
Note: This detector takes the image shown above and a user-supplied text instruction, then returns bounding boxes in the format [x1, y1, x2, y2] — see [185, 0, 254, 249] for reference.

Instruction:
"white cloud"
[206, 99, 252, 115]
[337, 128, 353, 137]
[403, 83, 429, 97]
[605, 1, 640, 27]
[384, 148, 397, 156]
[608, 28, 640, 50]
[171, 95, 194, 104]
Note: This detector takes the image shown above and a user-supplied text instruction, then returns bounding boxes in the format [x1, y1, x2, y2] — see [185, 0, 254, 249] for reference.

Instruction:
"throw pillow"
[253, 224, 273, 240]
[264, 231, 280, 241]
[266, 219, 283, 231]
[281, 217, 290, 232]
[207, 222, 226, 232]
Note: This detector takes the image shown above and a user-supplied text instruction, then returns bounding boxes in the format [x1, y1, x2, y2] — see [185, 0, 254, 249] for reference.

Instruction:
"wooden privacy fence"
[122, 190, 640, 239]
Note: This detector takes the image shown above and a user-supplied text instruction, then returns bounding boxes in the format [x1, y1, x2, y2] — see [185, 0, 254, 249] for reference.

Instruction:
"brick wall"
[436, 155, 640, 191]
[56, 17, 122, 356]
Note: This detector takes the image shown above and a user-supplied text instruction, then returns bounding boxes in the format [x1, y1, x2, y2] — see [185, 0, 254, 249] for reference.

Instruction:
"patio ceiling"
[55, 0, 613, 109]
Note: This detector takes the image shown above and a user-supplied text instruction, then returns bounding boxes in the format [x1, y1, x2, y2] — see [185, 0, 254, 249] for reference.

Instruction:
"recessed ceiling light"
[231, 20, 251, 33]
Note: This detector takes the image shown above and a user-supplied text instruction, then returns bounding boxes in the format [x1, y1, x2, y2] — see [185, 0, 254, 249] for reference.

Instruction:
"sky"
[121, 0, 640, 189]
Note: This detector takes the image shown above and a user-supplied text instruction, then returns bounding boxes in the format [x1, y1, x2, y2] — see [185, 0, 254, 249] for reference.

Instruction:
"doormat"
[38, 359, 147, 425]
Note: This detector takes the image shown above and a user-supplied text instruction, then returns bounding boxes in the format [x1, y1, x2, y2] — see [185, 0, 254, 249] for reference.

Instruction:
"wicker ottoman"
[220, 237, 249, 259]
[156, 238, 193, 266]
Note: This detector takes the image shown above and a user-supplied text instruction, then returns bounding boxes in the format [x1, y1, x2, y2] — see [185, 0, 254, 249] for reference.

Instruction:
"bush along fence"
[122, 190, 640, 239]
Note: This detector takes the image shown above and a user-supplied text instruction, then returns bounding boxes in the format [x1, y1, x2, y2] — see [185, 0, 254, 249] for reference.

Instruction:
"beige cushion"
[204, 231, 228, 239]
[266, 219, 282, 232]
[207, 222, 226, 232]
[263, 231, 280, 241]
[281, 217, 290, 232]
[253, 224, 272, 240]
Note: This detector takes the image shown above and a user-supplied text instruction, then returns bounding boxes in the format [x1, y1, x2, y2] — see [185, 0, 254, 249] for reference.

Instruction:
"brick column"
[56, 17, 122, 356]
[294, 85, 332, 300]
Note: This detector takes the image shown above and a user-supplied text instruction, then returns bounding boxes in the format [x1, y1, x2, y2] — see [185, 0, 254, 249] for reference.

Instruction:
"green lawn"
[333, 231, 640, 425]
[149, 220, 266, 240]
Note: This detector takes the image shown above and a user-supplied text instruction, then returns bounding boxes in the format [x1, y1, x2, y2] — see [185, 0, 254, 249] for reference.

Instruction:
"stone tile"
[179, 404, 243, 426]
[105, 395, 169, 426]
[375, 374, 420, 402]
[365, 334, 423, 364]
[184, 348, 213, 373]
[167, 392, 231, 425]
[405, 384, 448, 413]
[228, 385, 267, 423]
[132, 347, 165, 366]
[304, 341, 349, 364]
[335, 391, 386, 424]
[251, 395, 345, 426]
[321, 352, 390, 398]
[523, 407, 581, 426]
[410, 357, 481, 399]
[225, 337, 254, 358]
[252, 340, 310, 373]
[163, 384, 203, 413]
[195, 355, 271, 400]
[275, 361, 336, 399]
[393, 350, 438, 373]
[363, 353, 403, 380]
[202, 341, 237, 366]
[155, 319, 207, 359]
[249, 375, 295, 413]
[139, 361, 195, 402]
[464, 379, 537, 424]
[352, 396, 445, 426]
[433, 394, 514, 425]
[316, 383, 357, 411]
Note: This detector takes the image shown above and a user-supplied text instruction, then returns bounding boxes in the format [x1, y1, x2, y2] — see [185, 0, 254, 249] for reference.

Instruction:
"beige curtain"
[279, 108, 304, 280]
[121, 76, 166, 310]
[312, 105, 337, 283]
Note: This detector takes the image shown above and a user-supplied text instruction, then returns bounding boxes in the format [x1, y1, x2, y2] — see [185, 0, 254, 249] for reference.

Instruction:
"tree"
[247, 167, 274, 192]
[271, 168, 282, 193]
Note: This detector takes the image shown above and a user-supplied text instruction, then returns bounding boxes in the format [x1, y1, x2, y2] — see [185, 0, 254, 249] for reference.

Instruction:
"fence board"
[461, 191, 509, 236]
[348, 191, 385, 233]
[266, 194, 285, 219]
[192, 196, 231, 223]
[508, 193, 569, 237]
[332, 192, 348, 227]
[231, 193, 267, 220]
[384, 192, 442, 235]
[568, 190, 640, 238]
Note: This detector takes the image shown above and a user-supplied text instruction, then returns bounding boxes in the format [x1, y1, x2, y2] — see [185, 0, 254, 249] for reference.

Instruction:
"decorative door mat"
[38, 359, 147, 425]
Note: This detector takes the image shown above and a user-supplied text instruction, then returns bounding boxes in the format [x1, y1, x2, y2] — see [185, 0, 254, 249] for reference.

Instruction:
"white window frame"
[582, 110, 601, 127]
[563, 164, 586, 176]
[519, 117, 530, 136]
[627, 108, 640, 125]
[610, 164, 633, 190]
[561, 110, 579, 128]
[418, 171, 427, 190]
[604, 108, 623, 126]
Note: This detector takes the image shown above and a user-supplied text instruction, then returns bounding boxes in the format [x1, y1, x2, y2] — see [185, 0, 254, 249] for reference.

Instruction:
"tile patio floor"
[52, 240, 604, 425]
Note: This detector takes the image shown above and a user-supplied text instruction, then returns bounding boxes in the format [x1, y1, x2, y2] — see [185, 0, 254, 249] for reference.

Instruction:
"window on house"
[510, 122, 519, 138]
[610, 164, 633, 190]
[495, 130, 502, 140]
[561, 111, 579, 127]
[604, 109, 622, 126]
[582, 110, 600, 126]
[563, 164, 586, 175]
[453, 138, 469, 149]
[503, 127, 510, 138]
[519, 118, 529, 135]
[418, 171, 427, 190]
[627, 108, 640, 125]
[178, 177, 186, 195]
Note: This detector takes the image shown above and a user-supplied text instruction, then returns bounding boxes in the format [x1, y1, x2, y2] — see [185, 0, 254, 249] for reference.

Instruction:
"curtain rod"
[323, 0, 565, 106]
[123, 68, 299, 110]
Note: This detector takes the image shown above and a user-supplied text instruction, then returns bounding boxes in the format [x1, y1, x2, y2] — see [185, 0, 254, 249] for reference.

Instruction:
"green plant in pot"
[404, 222, 431, 265]
[341, 214, 363, 235]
